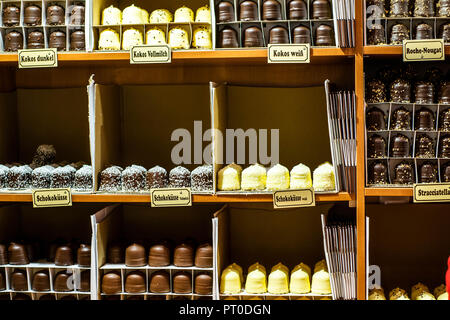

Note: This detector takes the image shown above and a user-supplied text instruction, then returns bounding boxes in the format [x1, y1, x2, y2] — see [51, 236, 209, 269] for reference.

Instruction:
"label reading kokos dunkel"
[267, 44, 310, 64]
[403, 39, 445, 62]
[18, 48, 58, 68]
[413, 183, 450, 203]
[32, 188, 72, 208]
[273, 189, 315, 209]
[130, 45, 171, 64]
[151, 188, 192, 207]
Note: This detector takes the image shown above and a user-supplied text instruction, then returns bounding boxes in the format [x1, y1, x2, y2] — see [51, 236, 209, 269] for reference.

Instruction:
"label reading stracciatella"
[403, 39, 445, 62]
[268, 44, 310, 64]
[413, 183, 450, 203]
[273, 189, 315, 209]
[18, 48, 58, 68]
[32, 188, 72, 208]
[150, 188, 192, 207]
[130, 45, 171, 64]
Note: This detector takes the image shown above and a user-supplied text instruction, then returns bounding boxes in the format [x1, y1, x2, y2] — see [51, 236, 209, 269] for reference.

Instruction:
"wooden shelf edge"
[0, 192, 354, 203]
[364, 45, 450, 56]
[365, 187, 413, 197]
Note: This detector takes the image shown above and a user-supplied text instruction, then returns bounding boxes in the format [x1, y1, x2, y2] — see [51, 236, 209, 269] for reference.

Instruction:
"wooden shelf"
[365, 188, 413, 197]
[0, 192, 354, 203]
[363, 45, 450, 57]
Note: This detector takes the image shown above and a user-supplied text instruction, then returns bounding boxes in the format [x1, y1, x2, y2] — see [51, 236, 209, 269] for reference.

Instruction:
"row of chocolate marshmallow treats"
[369, 283, 448, 300]
[218, 162, 335, 191]
[367, 0, 450, 18]
[0, 293, 87, 300]
[220, 260, 331, 295]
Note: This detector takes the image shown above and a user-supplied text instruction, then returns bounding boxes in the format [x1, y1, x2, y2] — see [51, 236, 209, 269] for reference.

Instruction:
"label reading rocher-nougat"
[413, 183, 450, 203]
[32, 188, 72, 208]
[403, 39, 445, 62]
[150, 188, 192, 207]
[267, 44, 310, 64]
[273, 189, 316, 209]
[130, 45, 171, 64]
[18, 48, 58, 68]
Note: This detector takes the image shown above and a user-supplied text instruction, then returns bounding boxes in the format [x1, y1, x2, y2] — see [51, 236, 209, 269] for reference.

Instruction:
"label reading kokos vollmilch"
[273, 189, 316, 209]
[18, 48, 58, 68]
[403, 39, 445, 62]
[130, 45, 171, 64]
[32, 188, 72, 208]
[150, 188, 192, 207]
[267, 44, 310, 64]
[413, 183, 450, 203]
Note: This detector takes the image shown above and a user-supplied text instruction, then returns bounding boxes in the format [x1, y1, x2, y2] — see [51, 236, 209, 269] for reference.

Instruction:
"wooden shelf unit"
[364, 45, 450, 57]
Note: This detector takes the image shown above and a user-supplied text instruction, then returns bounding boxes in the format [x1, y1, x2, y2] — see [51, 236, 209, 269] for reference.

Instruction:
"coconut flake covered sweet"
[218, 163, 242, 191]
[51, 165, 76, 188]
[98, 29, 120, 50]
[266, 164, 290, 191]
[313, 162, 335, 191]
[169, 166, 191, 188]
[174, 6, 194, 22]
[0, 165, 9, 188]
[122, 165, 147, 192]
[168, 27, 190, 49]
[290, 163, 312, 189]
[73, 165, 93, 191]
[150, 9, 173, 23]
[192, 26, 212, 49]
[102, 5, 122, 25]
[146, 28, 166, 45]
[99, 166, 123, 192]
[147, 166, 168, 189]
[195, 5, 211, 22]
[31, 165, 54, 189]
[8, 165, 32, 189]
[122, 28, 143, 50]
[241, 164, 267, 191]
[191, 165, 213, 191]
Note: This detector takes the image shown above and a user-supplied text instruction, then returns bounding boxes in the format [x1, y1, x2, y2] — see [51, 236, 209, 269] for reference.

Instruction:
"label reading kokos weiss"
[150, 188, 192, 207]
[403, 39, 445, 62]
[18, 48, 58, 68]
[273, 189, 316, 209]
[32, 188, 72, 208]
[130, 45, 171, 64]
[413, 183, 450, 203]
[267, 44, 310, 64]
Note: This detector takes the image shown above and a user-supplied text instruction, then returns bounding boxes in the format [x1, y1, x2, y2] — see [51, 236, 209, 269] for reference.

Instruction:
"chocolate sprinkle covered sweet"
[439, 81, 450, 104]
[390, 0, 410, 17]
[393, 162, 414, 184]
[419, 162, 437, 183]
[392, 107, 411, 130]
[440, 24, 450, 42]
[366, 107, 386, 130]
[5, 31, 23, 52]
[440, 108, 450, 131]
[391, 134, 410, 157]
[369, 135, 387, 158]
[191, 165, 213, 191]
[442, 163, 450, 182]
[414, 0, 435, 17]
[99, 166, 123, 192]
[366, 80, 387, 103]
[370, 162, 388, 184]
[390, 24, 409, 45]
[3, 5, 20, 26]
[69, 4, 85, 25]
[415, 23, 433, 40]
[390, 79, 411, 102]
[416, 134, 434, 158]
[47, 4, 65, 25]
[367, 0, 386, 18]
[368, 24, 386, 45]
[439, 0, 450, 16]
[439, 136, 450, 157]
[169, 166, 191, 188]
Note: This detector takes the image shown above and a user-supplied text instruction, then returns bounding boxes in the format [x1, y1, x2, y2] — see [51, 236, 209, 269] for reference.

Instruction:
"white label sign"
[32, 188, 72, 208]
[268, 44, 310, 64]
[403, 39, 445, 62]
[18, 48, 58, 68]
[130, 45, 171, 64]
[150, 188, 192, 207]
[273, 189, 316, 209]
[413, 183, 450, 203]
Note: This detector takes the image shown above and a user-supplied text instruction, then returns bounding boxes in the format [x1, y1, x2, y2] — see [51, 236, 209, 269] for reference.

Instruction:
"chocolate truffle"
[415, 23, 433, 40]
[439, 136, 450, 157]
[8, 165, 32, 189]
[391, 134, 410, 157]
[125, 243, 146, 267]
[27, 31, 45, 49]
[13, 293, 31, 300]
[70, 30, 85, 51]
[174, 243, 194, 267]
[393, 162, 414, 184]
[368, 135, 387, 158]
[0, 244, 7, 265]
[219, 28, 239, 48]
[392, 107, 411, 130]
[2, 5, 20, 26]
[315, 24, 334, 46]
[148, 244, 170, 267]
[122, 165, 147, 192]
[366, 79, 387, 103]
[263, 0, 282, 20]
[289, 0, 308, 19]
[24, 5, 42, 26]
[8, 243, 29, 265]
[55, 245, 73, 266]
[4, 31, 24, 52]
[32, 270, 50, 291]
[125, 271, 146, 293]
[442, 163, 450, 182]
[149, 271, 170, 293]
[366, 107, 386, 130]
[240, 1, 258, 21]
[244, 26, 264, 47]
[368, 24, 386, 45]
[69, 4, 85, 25]
[390, 0, 410, 17]
[169, 166, 191, 188]
[47, 5, 65, 25]
[49, 30, 66, 51]
[107, 243, 124, 264]
[439, 82, 450, 104]
[415, 82, 434, 104]
[312, 0, 332, 19]
[0, 271, 5, 291]
[173, 272, 192, 294]
[218, 1, 235, 22]
[390, 24, 409, 45]
[99, 166, 123, 192]
[269, 26, 289, 44]
[292, 26, 311, 44]
[367, 0, 386, 18]
[195, 243, 213, 268]
[390, 79, 411, 102]
[416, 135, 434, 157]
[440, 23, 450, 42]
[414, 0, 435, 17]
[195, 273, 213, 295]
[11, 269, 28, 291]
[77, 244, 91, 266]
[102, 272, 122, 294]
[415, 107, 434, 130]
[39, 294, 55, 300]
[32, 145, 56, 167]
[78, 270, 90, 292]
[419, 162, 438, 183]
